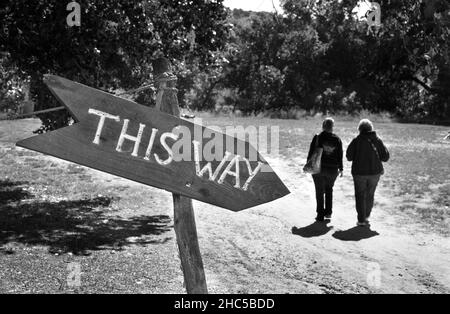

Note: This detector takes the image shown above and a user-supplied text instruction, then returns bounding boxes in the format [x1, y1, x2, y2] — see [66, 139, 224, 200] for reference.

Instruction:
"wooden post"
[153, 57, 208, 294]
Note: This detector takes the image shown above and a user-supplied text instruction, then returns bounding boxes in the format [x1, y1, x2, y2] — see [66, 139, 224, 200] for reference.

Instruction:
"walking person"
[306, 118, 343, 222]
[346, 119, 390, 227]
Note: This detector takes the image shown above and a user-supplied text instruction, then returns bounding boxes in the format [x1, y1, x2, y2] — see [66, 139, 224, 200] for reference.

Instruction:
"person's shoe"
[357, 221, 368, 227]
[315, 216, 325, 222]
[325, 214, 332, 219]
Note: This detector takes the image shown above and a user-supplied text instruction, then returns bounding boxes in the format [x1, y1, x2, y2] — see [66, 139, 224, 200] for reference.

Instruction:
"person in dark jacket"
[307, 118, 343, 222]
[346, 119, 390, 227]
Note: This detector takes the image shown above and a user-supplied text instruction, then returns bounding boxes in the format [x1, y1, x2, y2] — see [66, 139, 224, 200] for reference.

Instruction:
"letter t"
[88, 109, 120, 145]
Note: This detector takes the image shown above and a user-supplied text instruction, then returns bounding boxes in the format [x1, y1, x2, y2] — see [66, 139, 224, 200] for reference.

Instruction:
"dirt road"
[1, 118, 449, 294]
[190, 155, 450, 293]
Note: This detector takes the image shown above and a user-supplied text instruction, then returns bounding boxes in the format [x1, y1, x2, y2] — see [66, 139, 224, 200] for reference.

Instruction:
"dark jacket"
[346, 131, 389, 176]
[307, 131, 343, 171]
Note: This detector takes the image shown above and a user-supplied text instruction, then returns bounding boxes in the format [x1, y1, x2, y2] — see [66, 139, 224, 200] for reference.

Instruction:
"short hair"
[322, 117, 335, 132]
[358, 119, 374, 133]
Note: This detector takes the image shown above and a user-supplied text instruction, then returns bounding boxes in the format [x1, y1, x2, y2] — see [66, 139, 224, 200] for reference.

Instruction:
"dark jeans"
[312, 168, 339, 218]
[353, 175, 381, 223]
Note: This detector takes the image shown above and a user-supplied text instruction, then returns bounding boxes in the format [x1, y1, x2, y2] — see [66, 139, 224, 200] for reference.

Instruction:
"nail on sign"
[16, 75, 289, 211]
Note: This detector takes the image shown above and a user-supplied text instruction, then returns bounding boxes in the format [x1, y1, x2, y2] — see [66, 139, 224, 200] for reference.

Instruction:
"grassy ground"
[200, 114, 450, 234]
[0, 119, 184, 293]
[0, 117, 449, 293]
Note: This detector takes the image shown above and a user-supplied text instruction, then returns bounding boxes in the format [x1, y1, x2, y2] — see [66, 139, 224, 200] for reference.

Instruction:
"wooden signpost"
[153, 57, 206, 294]
[16, 60, 289, 293]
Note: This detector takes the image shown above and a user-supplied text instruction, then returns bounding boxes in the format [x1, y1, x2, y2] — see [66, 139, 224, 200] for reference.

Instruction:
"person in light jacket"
[346, 119, 390, 227]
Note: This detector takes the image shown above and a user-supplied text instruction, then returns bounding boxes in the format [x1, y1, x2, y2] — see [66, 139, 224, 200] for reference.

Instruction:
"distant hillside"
[227, 8, 275, 30]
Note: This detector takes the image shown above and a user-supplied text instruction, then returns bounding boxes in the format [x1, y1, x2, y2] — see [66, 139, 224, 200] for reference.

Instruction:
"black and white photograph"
[0, 0, 449, 300]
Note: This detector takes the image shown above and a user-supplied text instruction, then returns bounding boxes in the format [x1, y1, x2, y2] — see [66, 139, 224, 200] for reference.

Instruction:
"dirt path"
[190, 155, 450, 293]
[27, 145, 450, 293]
[2, 119, 448, 293]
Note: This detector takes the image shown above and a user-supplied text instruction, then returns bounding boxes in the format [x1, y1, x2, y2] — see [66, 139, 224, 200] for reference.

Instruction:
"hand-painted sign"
[16, 75, 289, 211]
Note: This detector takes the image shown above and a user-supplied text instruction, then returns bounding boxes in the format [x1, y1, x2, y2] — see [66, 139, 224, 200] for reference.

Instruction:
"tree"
[0, 0, 230, 130]
[220, 0, 449, 121]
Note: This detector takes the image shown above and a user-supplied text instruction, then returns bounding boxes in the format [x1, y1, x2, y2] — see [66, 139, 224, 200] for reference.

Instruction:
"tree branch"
[408, 75, 434, 93]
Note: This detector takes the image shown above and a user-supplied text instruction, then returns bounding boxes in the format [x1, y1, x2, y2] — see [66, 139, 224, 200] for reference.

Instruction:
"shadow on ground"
[292, 221, 333, 238]
[0, 180, 33, 205]
[332, 226, 379, 241]
[0, 180, 172, 255]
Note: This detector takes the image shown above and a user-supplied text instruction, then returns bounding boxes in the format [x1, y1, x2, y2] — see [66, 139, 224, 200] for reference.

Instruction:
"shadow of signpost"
[332, 226, 379, 241]
[0, 180, 172, 255]
[0, 180, 33, 205]
[292, 221, 333, 238]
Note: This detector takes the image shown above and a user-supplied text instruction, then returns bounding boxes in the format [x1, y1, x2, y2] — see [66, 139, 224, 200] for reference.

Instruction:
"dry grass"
[197, 114, 450, 234]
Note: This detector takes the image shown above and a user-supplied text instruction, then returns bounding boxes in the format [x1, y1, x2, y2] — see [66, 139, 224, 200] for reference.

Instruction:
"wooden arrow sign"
[16, 75, 289, 211]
